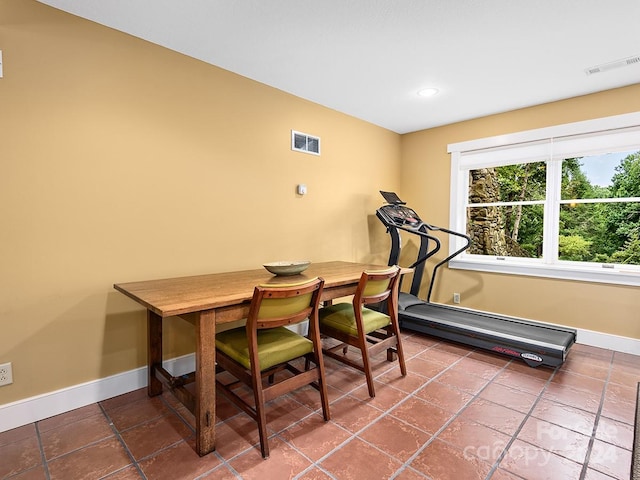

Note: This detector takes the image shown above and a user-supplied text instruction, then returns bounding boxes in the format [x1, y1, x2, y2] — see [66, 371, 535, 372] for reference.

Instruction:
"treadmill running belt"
[402, 303, 574, 347]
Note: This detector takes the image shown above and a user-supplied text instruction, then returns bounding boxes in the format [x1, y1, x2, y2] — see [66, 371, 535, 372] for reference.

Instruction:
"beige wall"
[401, 84, 640, 339]
[0, 1, 400, 404]
[1, 1, 638, 408]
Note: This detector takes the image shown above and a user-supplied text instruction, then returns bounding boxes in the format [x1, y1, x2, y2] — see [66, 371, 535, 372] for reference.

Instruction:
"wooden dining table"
[113, 260, 392, 456]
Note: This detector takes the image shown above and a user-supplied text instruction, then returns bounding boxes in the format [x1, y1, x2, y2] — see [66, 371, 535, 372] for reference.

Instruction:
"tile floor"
[2, 332, 639, 480]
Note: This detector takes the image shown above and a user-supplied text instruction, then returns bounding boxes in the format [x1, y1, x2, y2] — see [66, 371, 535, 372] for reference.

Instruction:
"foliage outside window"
[448, 113, 640, 286]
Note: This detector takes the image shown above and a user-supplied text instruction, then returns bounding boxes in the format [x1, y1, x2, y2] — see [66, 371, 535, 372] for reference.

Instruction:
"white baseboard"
[1, 330, 639, 434]
[576, 328, 640, 356]
[0, 354, 196, 433]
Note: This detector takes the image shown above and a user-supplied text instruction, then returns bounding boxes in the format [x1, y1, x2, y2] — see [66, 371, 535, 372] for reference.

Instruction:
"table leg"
[195, 309, 216, 456]
[147, 310, 163, 396]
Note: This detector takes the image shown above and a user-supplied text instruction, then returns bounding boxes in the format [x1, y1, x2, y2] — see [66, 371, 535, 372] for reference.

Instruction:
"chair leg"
[397, 337, 407, 377]
[390, 325, 407, 377]
[387, 346, 397, 362]
[319, 383, 330, 421]
[385, 333, 397, 362]
[358, 337, 376, 398]
[251, 370, 270, 458]
[314, 354, 331, 421]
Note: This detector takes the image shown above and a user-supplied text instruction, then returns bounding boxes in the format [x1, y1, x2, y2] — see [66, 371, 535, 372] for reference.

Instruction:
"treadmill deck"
[398, 294, 576, 367]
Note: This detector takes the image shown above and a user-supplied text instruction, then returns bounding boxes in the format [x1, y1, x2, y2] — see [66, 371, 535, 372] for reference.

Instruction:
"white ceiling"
[37, 0, 640, 134]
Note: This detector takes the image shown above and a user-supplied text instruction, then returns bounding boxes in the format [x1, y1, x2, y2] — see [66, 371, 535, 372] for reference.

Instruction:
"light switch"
[297, 184, 307, 195]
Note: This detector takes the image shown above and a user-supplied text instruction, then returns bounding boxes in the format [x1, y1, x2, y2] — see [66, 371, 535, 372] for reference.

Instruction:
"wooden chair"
[318, 265, 406, 397]
[214, 277, 329, 458]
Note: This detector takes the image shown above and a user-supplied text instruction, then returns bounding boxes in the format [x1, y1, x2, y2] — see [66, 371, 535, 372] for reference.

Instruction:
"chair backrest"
[248, 277, 324, 330]
[353, 265, 401, 309]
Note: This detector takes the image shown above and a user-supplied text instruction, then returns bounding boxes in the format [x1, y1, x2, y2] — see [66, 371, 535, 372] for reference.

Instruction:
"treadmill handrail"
[376, 192, 471, 302]
[376, 211, 442, 295]
[377, 210, 471, 302]
[395, 223, 442, 269]
[425, 225, 471, 303]
[393, 221, 471, 302]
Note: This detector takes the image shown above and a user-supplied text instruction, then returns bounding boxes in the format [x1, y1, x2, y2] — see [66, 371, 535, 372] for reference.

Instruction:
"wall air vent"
[585, 55, 640, 75]
[291, 130, 320, 156]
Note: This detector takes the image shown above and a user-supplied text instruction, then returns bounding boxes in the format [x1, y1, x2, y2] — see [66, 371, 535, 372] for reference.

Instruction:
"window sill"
[449, 258, 640, 287]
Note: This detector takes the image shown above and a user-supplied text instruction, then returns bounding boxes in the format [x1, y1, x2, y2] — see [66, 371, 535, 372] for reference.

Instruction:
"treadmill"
[376, 191, 576, 368]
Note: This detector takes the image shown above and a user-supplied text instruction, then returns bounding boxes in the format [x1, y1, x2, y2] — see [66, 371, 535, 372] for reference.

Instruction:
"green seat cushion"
[216, 326, 313, 370]
[319, 302, 391, 336]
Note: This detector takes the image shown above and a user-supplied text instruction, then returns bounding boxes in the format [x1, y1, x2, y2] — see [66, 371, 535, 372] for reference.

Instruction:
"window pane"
[469, 162, 546, 205]
[561, 150, 639, 200]
[467, 204, 544, 258]
[559, 202, 640, 264]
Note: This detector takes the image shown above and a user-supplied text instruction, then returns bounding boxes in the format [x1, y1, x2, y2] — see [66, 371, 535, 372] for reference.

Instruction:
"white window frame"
[448, 112, 640, 287]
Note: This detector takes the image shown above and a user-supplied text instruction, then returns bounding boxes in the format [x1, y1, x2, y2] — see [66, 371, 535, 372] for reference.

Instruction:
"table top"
[113, 261, 390, 317]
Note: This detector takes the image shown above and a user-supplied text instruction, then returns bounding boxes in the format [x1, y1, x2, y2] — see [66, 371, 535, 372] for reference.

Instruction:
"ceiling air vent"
[585, 55, 640, 75]
[291, 130, 320, 156]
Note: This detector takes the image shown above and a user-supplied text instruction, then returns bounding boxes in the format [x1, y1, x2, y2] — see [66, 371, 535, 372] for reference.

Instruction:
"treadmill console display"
[379, 204, 422, 227]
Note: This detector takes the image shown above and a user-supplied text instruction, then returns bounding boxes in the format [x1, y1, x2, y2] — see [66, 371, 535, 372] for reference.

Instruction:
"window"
[448, 112, 640, 286]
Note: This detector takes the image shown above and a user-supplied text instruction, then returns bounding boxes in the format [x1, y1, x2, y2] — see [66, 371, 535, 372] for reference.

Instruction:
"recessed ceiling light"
[417, 87, 439, 97]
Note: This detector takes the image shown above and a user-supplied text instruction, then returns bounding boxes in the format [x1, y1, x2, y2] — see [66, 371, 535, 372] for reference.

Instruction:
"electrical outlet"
[0, 362, 13, 386]
[453, 293, 461, 304]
